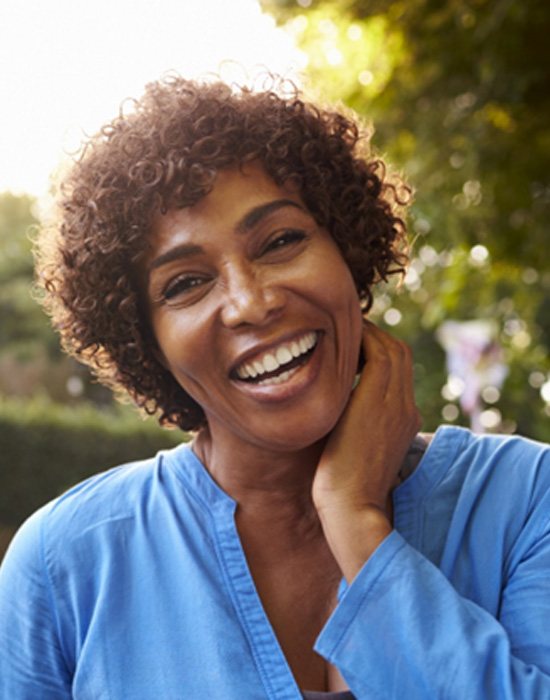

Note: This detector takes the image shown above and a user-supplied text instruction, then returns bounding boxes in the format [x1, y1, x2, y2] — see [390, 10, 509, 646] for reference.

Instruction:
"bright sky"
[0, 0, 304, 198]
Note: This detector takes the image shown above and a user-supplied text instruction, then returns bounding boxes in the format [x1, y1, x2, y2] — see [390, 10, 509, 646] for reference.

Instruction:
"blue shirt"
[1, 426, 550, 699]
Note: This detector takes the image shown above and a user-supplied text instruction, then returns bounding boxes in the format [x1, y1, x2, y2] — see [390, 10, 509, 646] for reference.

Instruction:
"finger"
[362, 320, 409, 356]
[360, 323, 419, 427]
[355, 323, 393, 397]
[370, 330, 420, 430]
[359, 322, 411, 398]
[363, 322, 413, 373]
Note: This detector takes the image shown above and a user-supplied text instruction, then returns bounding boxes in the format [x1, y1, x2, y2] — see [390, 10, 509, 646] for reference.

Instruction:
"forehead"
[148, 164, 303, 250]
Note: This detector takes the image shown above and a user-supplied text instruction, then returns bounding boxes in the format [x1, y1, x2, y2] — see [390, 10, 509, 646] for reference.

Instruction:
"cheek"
[322, 257, 362, 320]
[325, 263, 363, 363]
[152, 316, 205, 384]
[154, 315, 233, 415]
[314, 240, 361, 308]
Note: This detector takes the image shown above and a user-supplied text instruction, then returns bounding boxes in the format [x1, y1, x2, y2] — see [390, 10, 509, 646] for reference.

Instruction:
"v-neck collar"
[163, 426, 466, 699]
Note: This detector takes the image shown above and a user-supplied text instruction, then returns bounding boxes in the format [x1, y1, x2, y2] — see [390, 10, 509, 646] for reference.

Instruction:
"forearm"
[316, 532, 550, 699]
[312, 322, 421, 582]
[317, 504, 393, 582]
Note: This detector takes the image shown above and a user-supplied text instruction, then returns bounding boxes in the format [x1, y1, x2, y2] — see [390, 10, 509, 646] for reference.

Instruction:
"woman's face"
[143, 164, 363, 453]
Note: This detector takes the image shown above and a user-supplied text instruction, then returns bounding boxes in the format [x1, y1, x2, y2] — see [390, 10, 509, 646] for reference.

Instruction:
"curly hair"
[35, 74, 411, 431]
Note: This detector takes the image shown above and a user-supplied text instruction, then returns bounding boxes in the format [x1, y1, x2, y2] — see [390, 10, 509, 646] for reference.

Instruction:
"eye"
[162, 274, 209, 301]
[262, 229, 307, 255]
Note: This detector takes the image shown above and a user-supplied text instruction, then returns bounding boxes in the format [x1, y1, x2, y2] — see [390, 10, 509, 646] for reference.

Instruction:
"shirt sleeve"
[0, 509, 72, 699]
[315, 527, 550, 699]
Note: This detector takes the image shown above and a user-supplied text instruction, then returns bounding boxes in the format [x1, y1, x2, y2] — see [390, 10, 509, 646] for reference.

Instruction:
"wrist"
[313, 485, 394, 524]
[316, 503, 392, 582]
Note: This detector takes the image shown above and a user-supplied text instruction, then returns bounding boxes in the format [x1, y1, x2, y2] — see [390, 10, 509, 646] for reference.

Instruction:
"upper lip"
[229, 330, 320, 378]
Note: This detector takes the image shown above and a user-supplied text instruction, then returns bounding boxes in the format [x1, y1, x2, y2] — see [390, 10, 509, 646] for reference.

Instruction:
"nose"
[220, 262, 285, 328]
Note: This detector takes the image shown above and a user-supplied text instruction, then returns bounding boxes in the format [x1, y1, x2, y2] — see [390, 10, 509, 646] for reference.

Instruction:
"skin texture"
[143, 164, 421, 690]
[145, 164, 364, 458]
[314, 321, 422, 582]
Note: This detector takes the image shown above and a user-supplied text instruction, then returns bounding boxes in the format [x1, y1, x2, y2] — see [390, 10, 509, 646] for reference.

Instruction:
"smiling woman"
[1, 75, 550, 699]
[34, 76, 408, 433]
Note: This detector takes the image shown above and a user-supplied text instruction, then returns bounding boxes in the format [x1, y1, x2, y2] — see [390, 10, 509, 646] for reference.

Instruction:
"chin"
[252, 410, 343, 453]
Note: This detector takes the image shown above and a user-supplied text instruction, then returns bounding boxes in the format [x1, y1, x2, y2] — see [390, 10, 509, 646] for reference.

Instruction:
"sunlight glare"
[0, 0, 304, 197]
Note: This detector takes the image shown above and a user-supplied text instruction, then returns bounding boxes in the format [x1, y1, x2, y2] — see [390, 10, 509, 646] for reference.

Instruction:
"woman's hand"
[312, 321, 421, 581]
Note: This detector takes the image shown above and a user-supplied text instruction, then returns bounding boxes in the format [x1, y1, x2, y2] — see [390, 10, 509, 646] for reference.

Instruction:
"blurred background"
[1, 0, 549, 553]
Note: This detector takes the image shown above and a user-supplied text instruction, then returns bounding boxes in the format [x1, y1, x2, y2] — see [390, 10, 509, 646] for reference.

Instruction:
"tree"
[261, 0, 550, 439]
[0, 193, 52, 357]
[0, 192, 111, 404]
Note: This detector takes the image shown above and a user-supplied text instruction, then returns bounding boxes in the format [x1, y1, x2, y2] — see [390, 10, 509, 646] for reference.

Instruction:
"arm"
[0, 509, 72, 699]
[315, 524, 550, 698]
[312, 321, 421, 582]
[312, 322, 550, 697]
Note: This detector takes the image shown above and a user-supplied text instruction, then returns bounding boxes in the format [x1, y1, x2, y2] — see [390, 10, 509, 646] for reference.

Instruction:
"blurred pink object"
[436, 320, 508, 432]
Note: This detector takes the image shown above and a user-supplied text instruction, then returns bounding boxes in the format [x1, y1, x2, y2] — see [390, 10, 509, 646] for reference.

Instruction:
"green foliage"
[0, 276, 59, 359]
[0, 192, 36, 282]
[0, 396, 185, 527]
[262, 0, 550, 440]
[0, 192, 61, 361]
[0, 192, 116, 403]
[264, 0, 550, 263]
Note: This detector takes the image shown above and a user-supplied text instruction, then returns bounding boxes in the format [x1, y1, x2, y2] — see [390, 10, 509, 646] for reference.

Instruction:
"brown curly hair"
[35, 74, 411, 431]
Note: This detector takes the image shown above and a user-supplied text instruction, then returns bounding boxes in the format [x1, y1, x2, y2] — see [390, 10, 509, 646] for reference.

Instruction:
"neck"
[192, 425, 326, 534]
[192, 424, 345, 692]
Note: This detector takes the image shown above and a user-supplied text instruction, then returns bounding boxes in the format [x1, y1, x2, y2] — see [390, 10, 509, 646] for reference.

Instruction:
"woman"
[0, 76, 549, 699]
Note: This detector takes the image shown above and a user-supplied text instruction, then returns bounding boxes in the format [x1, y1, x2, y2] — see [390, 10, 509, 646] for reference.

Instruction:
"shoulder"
[399, 427, 550, 573]
[404, 426, 550, 525]
[428, 426, 550, 528]
[436, 425, 550, 475]
[3, 442, 195, 572]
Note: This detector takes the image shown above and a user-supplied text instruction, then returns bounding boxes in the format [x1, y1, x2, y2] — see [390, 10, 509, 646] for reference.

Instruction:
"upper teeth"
[236, 332, 317, 380]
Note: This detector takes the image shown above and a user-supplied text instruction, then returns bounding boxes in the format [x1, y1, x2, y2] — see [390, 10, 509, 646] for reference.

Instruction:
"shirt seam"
[210, 516, 286, 699]
[40, 507, 73, 681]
[393, 426, 466, 505]
[393, 427, 469, 550]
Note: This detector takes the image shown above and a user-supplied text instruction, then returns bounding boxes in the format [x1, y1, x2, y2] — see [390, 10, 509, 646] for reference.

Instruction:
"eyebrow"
[148, 198, 304, 272]
[148, 243, 203, 272]
[235, 198, 304, 233]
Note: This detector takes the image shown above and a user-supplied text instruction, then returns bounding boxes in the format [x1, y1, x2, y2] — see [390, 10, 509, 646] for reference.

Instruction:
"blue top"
[1, 426, 550, 699]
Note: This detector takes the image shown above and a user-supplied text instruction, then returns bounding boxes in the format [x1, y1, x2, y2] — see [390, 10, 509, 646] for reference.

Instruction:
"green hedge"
[0, 397, 186, 527]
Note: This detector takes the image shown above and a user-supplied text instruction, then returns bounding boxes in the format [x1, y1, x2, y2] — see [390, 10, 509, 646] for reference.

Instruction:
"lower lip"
[231, 335, 323, 404]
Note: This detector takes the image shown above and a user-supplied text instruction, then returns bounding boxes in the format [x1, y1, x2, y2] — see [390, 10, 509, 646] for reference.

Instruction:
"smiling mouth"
[232, 332, 319, 386]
